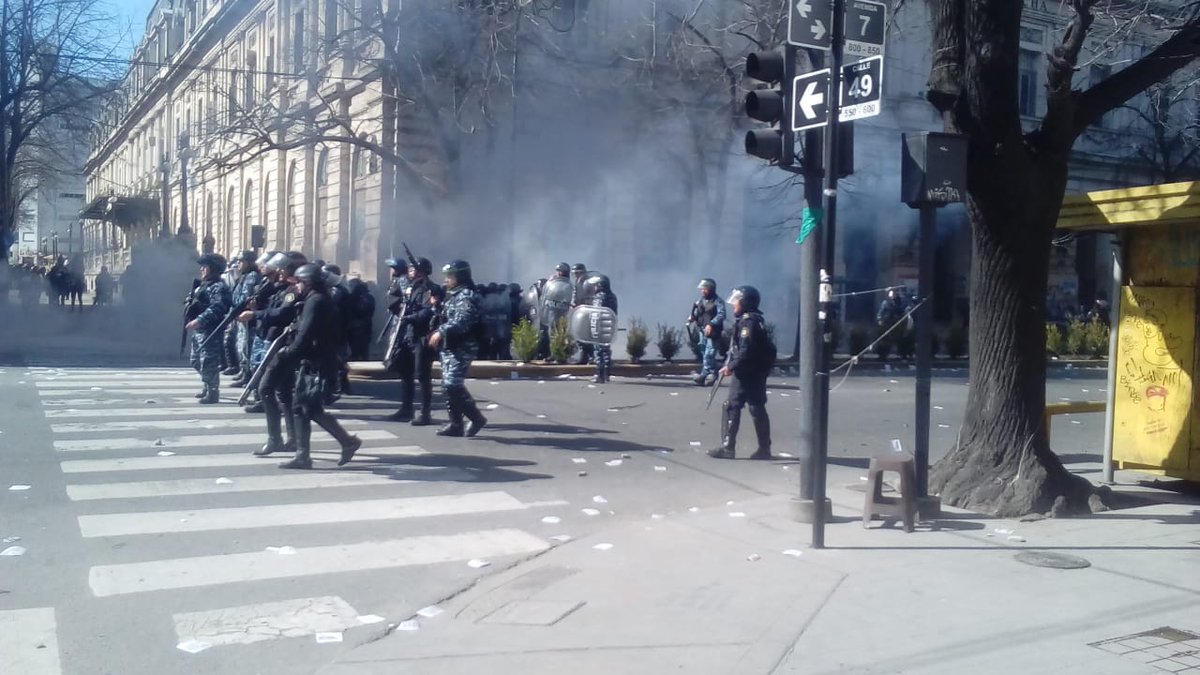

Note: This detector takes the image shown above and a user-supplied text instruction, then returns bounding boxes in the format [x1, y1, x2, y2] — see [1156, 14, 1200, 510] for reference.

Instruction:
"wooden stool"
[862, 453, 918, 533]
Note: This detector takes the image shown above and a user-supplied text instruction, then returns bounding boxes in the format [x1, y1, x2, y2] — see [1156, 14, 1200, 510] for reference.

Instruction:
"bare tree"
[1114, 74, 1200, 182]
[0, 0, 122, 255]
[925, 0, 1200, 516]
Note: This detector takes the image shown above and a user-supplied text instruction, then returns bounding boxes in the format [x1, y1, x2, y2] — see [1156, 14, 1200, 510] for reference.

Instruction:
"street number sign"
[844, 0, 887, 60]
[791, 68, 832, 131]
[839, 55, 883, 122]
[788, 0, 833, 51]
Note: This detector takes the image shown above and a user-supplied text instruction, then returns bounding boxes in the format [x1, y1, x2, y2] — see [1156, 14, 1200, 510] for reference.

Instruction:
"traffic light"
[744, 48, 795, 166]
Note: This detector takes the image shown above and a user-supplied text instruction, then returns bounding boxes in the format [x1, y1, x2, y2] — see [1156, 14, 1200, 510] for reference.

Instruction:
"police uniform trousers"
[594, 344, 612, 381]
[720, 372, 771, 454]
[395, 339, 435, 415]
[237, 323, 253, 376]
[222, 320, 239, 371]
[190, 330, 222, 393]
[258, 353, 297, 445]
[439, 348, 486, 432]
[292, 359, 356, 461]
[699, 333, 720, 376]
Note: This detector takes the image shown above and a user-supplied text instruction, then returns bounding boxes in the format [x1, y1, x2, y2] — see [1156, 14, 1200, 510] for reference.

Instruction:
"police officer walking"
[707, 286, 773, 460]
[276, 263, 362, 470]
[385, 257, 440, 425]
[185, 254, 232, 404]
[428, 260, 487, 437]
[229, 251, 262, 384]
[688, 278, 726, 386]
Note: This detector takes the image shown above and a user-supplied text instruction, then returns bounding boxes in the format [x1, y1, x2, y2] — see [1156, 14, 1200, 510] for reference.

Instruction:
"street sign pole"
[811, 0, 846, 550]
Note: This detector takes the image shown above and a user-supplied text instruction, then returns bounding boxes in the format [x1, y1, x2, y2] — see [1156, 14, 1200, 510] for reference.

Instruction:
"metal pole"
[914, 204, 935, 500]
[811, 0, 846, 549]
[1101, 235, 1123, 484]
[797, 126, 823, 509]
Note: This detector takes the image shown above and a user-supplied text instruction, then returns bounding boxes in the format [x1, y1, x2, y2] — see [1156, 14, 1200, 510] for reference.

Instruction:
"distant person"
[94, 266, 115, 305]
[707, 286, 774, 461]
[184, 254, 232, 404]
[346, 277, 375, 362]
[687, 278, 726, 386]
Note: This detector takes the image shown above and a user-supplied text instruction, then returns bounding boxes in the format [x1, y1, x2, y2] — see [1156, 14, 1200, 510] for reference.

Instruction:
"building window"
[324, 0, 339, 46]
[316, 149, 329, 186]
[1019, 50, 1039, 117]
[243, 179, 255, 249]
[244, 52, 257, 109]
[293, 11, 306, 70]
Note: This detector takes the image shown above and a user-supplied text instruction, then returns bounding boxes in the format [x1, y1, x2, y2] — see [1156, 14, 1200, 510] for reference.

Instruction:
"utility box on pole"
[901, 132, 967, 207]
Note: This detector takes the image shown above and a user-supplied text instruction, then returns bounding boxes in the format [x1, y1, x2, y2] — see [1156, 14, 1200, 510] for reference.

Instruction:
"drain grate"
[1090, 627, 1200, 673]
[1013, 551, 1091, 569]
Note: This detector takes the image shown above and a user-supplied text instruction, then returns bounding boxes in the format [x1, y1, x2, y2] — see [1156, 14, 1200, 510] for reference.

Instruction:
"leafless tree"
[0, 0, 123, 255]
[925, 0, 1200, 516]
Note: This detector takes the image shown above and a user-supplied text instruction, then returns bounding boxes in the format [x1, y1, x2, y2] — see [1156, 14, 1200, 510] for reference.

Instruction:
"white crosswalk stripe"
[54, 428, 397, 452]
[45, 405, 395, 418]
[50, 417, 371, 434]
[60, 445, 425, 474]
[39, 388, 208, 396]
[36, 380, 222, 388]
[0, 608, 63, 674]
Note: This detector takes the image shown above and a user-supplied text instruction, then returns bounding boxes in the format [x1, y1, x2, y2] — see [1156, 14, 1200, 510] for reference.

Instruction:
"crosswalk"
[10, 366, 564, 673]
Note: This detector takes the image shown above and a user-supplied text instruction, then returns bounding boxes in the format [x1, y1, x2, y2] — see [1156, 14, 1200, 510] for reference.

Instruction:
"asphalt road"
[0, 358, 1110, 675]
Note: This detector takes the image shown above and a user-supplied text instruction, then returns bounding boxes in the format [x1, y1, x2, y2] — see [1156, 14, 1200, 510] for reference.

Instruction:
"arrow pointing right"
[796, 0, 812, 19]
[799, 80, 825, 120]
[811, 19, 827, 41]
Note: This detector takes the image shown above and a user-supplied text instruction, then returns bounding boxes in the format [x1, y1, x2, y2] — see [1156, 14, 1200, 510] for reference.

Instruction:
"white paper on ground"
[467, 559, 490, 569]
[650, 514, 666, 520]
[592, 496, 607, 503]
[689, 441, 701, 446]
[315, 632, 343, 643]
[571, 458, 587, 464]
[549, 534, 572, 542]
[0, 546, 26, 556]
[729, 512, 747, 518]
[604, 460, 622, 467]
[654, 466, 667, 472]
[541, 516, 561, 524]
[746, 554, 762, 562]
[782, 549, 804, 558]
[485, 404, 499, 410]
[536, 414, 547, 419]
[669, 392, 679, 396]
[1007, 535, 1027, 543]
[215, 477, 234, 485]
[688, 507, 700, 512]
[157, 451, 176, 456]
[176, 640, 212, 654]
[8, 485, 30, 491]
[397, 619, 420, 631]
[593, 543, 613, 551]
[581, 508, 601, 516]
[1, 536, 19, 544]
[357, 615, 386, 625]
[416, 606, 443, 618]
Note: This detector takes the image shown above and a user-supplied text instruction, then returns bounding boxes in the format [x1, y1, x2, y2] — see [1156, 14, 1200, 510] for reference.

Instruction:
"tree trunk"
[929, 149, 1096, 517]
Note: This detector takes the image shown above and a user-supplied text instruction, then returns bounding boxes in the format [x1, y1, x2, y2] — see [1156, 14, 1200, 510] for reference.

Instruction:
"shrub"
[895, 329, 917, 360]
[849, 325, 870, 357]
[1065, 318, 1088, 356]
[549, 317, 576, 364]
[656, 324, 682, 361]
[1045, 322, 1063, 356]
[944, 323, 968, 359]
[626, 317, 649, 363]
[1085, 318, 1110, 358]
[511, 318, 539, 362]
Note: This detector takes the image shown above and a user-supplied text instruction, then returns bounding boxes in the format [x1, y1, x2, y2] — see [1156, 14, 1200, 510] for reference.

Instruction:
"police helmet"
[442, 259, 473, 287]
[264, 252, 289, 271]
[697, 278, 716, 291]
[257, 250, 280, 268]
[294, 263, 327, 288]
[413, 257, 433, 276]
[571, 263, 587, 273]
[555, 262, 570, 275]
[237, 250, 257, 264]
[321, 264, 343, 286]
[282, 251, 308, 276]
[727, 285, 761, 312]
[385, 258, 408, 271]
[196, 253, 227, 275]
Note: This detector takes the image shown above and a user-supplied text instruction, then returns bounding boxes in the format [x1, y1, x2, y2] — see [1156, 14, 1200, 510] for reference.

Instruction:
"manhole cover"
[1014, 551, 1091, 569]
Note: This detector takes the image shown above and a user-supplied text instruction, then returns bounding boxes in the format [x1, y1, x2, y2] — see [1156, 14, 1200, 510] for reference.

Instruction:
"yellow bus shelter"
[1058, 180, 1200, 482]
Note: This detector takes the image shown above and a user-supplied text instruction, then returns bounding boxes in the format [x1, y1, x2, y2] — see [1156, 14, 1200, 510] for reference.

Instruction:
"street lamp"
[52, 231, 59, 258]
[41, 237, 48, 257]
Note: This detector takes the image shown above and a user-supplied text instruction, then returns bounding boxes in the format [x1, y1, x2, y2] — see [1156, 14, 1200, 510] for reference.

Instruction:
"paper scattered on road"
[1, 536, 19, 544]
[485, 403, 499, 410]
[726, 500, 735, 506]
[467, 559, 490, 569]
[416, 606, 444, 618]
[357, 614, 386, 625]
[1071, 420, 1081, 425]
[571, 458, 587, 464]
[993, 528, 1012, 535]
[176, 640, 212, 654]
[688, 507, 700, 513]
[549, 535, 572, 543]
[90, 386, 102, 391]
[581, 508, 601, 516]
[215, 477, 234, 485]
[593, 543, 613, 551]
[889, 379, 899, 384]
[651, 514, 666, 520]
[265, 545, 297, 555]
[157, 451, 176, 456]
[397, 619, 420, 631]
[746, 553, 762, 562]
[777, 452, 794, 458]
[729, 512, 747, 518]
[604, 460, 622, 467]
[669, 392, 679, 396]
[689, 441, 701, 447]
[654, 466, 667, 472]
[8, 485, 30, 491]
[933, 405, 944, 410]
[606, 408, 619, 412]
[938, 424, 951, 429]
[782, 549, 804, 558]
[1, 546, 26, 556]
[536, 414, 547, 419]
[541, 516, 561, 524]
[315, 632, 343, 644]
[780, 393, 791, 397]
[1007, 535, 1026, 543]
[587, 384, 596, 389]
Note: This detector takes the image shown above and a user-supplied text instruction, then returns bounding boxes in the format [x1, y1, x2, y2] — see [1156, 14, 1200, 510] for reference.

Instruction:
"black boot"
[199, 388, 219, 404]
[748, 404, 773, 460]
[279, 415, 312, 469]
[194, 386, 208, 399]
[707, 402, 740, 459]
[437, 389, 464, 437]
[256, 404, 285, 456]
[388, 380, 415, 422]
[461, 391, 488, 437]
[411, 384, 433, 426]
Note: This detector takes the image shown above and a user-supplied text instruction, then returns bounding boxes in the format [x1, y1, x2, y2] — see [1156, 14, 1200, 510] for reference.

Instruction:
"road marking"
[90, 529, 551, 596]
[79, 491, 535, 537]
[50, 418, 369, 433]
[35, 380, 216, 388]
[33, 373, 198, 380]
[174, 596, 362, 647]
[39, 388, 209, 397]
[66, 458, 436, 500]
[0, 608, 63, 674]
[60, 444, 420, 474]
[44, 406, 395, 418]
[54, 429, 396, 453]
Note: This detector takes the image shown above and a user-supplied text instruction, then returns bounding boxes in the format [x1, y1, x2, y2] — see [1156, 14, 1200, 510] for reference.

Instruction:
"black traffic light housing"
[743, 47, 795, 166]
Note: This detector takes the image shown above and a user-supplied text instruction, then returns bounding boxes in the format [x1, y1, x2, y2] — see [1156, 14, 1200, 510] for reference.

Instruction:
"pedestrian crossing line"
[50, 418, 370, 434]
[38, 388, 207, 397]
[78, 491, 552, 537]
[89, 528, 551, 597]
[60, 445, 420, 475]
[65, 451, 432, 500]
[35, 380, 215, 388]
[54, 429, 397, 452]
[43, 405, 398, 418]
[0, 608, 63, 675]
[32, 373, 199, 380]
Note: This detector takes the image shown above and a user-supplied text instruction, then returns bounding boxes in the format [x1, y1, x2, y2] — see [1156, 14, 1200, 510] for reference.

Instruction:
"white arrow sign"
[796, 0, 812, 18]
[811, 19, 827, 41]
[799, 81, 825, 120]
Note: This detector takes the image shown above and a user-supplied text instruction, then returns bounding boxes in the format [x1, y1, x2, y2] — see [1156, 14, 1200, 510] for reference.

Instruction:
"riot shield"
[568, 305, 617, 345]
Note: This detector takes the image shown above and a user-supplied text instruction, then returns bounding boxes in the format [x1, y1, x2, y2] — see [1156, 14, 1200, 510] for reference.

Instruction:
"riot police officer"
[385, 257, 440, 425]
[230, 251, 262, 385]
[707, 285, 774, 460]
[688, 278, 726, 386]
[428, 260, 487, 437]
[276, 263, 362, 470]
[581, 273, 617, 383]
[185, 254, 232, 404]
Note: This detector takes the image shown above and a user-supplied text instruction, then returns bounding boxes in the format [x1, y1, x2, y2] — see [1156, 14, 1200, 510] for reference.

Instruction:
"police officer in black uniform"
[386, 257, 440, 425]
[707, 285, 773, 460]
[238, 251, 307, 455]
[277, 263, 363, 470]
[185, 254, 232, 404]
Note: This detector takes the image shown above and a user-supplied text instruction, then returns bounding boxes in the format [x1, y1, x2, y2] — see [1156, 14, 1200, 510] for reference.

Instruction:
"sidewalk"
[320, 464, 1200, 675]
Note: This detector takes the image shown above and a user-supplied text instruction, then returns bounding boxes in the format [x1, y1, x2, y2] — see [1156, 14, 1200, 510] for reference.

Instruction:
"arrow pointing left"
[796, 0, 812, 18]
[799, 81, 825, 120]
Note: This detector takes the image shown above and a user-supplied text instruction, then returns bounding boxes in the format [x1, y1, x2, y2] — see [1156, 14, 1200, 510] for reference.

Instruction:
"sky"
[108, 0, 158, 55]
